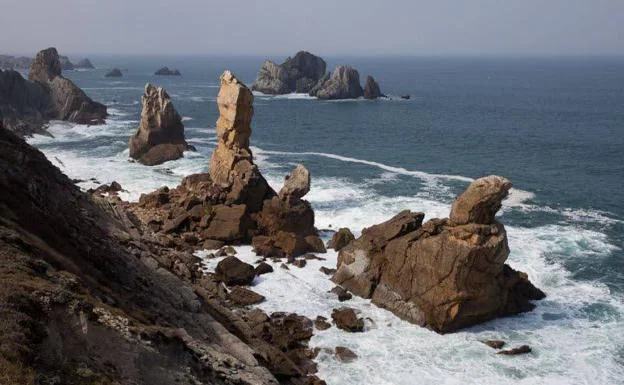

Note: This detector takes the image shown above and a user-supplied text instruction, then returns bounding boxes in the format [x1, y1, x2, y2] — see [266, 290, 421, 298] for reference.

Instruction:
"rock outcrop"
[252, 51, 327, 94]
[127, 71, 323, 259]
[59, 55, 74, 70]
[363, 75, 384, 99]
[332, 176, 545, 333]
[155, 66, 181, 76]
[129, 83, 191, 165]
[327, 228, 355, 251]
[74, 58, 94, 69]
[0, 47, 107, 136]
[309, 66, 364, 100]
[105, 68, 123, 77]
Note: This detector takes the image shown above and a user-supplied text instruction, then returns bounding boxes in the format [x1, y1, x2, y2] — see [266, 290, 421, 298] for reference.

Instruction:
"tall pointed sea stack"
[332, 175, 545, 333]
[129, 84, 191, 166]
[209, 70, 272, 211]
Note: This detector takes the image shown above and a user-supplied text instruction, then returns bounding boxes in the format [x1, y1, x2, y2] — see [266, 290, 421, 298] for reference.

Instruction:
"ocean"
[27, 55, 624, 384]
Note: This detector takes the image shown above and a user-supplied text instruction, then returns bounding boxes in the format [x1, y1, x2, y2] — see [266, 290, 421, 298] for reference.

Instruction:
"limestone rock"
[309, 66, 363, 100]
[279, 164, 311, 200]
[327, 228, 355, 251]
[128, 83, 190, 165]
[332, 177, 545, 333]
[252, 51, 327, 94]
[363, 75, 384, 99]
[450, 175, 512, 225]
[105, 68, 122, 77]
[215, 256, 256, 286]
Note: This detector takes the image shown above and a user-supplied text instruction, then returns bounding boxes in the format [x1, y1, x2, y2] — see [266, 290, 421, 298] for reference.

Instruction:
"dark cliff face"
[0, 47, 107, 137]
[252, 51, 327, 94]
[0, 126, 278, 385]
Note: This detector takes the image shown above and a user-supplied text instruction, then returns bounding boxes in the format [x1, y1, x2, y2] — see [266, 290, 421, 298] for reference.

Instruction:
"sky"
[1, 0, 623, 57]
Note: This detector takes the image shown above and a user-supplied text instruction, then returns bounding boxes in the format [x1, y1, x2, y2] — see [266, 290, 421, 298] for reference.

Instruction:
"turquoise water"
[28, 56, 624, 384]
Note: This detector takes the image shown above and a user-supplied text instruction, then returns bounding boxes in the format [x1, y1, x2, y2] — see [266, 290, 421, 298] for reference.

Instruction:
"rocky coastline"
[0, 57, 546, 385]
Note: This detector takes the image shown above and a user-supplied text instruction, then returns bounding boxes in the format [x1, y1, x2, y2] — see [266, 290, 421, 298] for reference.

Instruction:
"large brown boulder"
[332, 176, 545, 333]
[129, 84, 191, 166]
[216, 256, 256, 286]
[279, 164, 310, 201]
[450, 175, 512, 225]
[327, 228, 355, 251]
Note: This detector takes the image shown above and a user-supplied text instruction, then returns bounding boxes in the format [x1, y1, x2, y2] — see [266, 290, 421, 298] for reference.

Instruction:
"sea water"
[27, 55, 624, 384]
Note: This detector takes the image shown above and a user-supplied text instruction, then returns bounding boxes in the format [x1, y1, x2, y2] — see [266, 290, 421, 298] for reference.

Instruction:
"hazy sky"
[1, 0, 623, 56]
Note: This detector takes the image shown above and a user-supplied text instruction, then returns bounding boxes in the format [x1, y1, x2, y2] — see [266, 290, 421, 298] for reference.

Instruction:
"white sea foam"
[182, 116, 194, 121]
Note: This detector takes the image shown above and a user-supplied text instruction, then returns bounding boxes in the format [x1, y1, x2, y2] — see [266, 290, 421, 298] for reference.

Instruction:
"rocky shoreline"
[0, 53, 546, 384]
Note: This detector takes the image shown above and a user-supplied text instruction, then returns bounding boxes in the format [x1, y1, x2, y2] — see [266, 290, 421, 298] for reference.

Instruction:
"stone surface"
[498, 345, 532, 355]
[363, 75, 384, 99]
[314, 316, 331, 331]
[252, 51, 327, 94]
[482, 340, 506, 349]
[1, 48, 107, 136]
[330, 286, 352, 302]
[332, 177, 545, 333]
[227, 286, 265, 306]
[334, 347, 358, 363]
[279, 164, 311, 200]
[129, 83, 190, 165]
[309, 66, 363, 100]
[105, 68, 122, 77]
[255, 262, 274, 276]
[327, 228, 355, 251]
[331, 308, 364, 332]
[215, 256, 256, 286]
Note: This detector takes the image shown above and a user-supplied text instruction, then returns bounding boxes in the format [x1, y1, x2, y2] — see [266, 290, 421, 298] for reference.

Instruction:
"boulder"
[449, 175, 512, 225]
[155, 67, 181, 76]
[331, 308, 364, 332]
[314, 316, 331, 330]
[252, 51, 327, 94]
[309, 66, 363, 100]
[279, 164, 311, 201]
[255, 262, 274, 276]
[215, 256, 256, 286]
[334, 347, 357, 363]
[227, 286, 265, 306]
[203, 204, 252, 241]
[332, 176, 545, 333]
[105, 68, 122, 77]
[481, 340, 505, 349]
[330, 286, 352, 302]
[327, 228, 355, 251]
[498, 345, 532, 356]
[363, 75, 384, 99]
[128, 84, 191, 165]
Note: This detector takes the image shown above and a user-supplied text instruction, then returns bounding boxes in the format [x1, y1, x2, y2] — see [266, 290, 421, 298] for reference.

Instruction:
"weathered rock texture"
[127, 71, 323, 259]
[332, 176, 545, 333]
[252, 51, 327, 94]
[363, 75, 384, 99]
[309, 66, 364, 100]
[0, 48, 107, 136]
[129, 83, 191, 165]
[1, 118, 328, 384]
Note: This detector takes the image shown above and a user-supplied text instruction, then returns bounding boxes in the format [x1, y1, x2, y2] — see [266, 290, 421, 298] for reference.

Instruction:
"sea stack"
[105, 68, 122, 77]
[27, 47, 106, 126]
[363, 75, 384, 99]
[74, 58, 95, 69]
[309, 66, 364, 100]
[128, 84, 191, 165]
[252, 51, 327, 94]
[331, 175, 545, 333]
[155, 67, 181, 76]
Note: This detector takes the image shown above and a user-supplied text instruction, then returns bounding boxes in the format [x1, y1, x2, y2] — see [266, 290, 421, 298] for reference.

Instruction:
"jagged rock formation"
[0, 47, 107, 136]
[155, 66, 181, 76]
[363, 75, 384, 99]
[309, 66, 364, 100]
[129, 84, 191, 165]
[327, 228, 355, 251]
[252, 51, 327, 94]
[128, 71, 324, 258]
[332, 176, 545, 333]
[74, 58, 94, 69]
[1, 119, 327, 384]
[105, 68, 122, 77]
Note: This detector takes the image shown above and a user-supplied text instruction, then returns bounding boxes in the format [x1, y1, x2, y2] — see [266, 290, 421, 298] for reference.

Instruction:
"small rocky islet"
[252, 50, 385, 100]
[0, 47, 544, 384]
